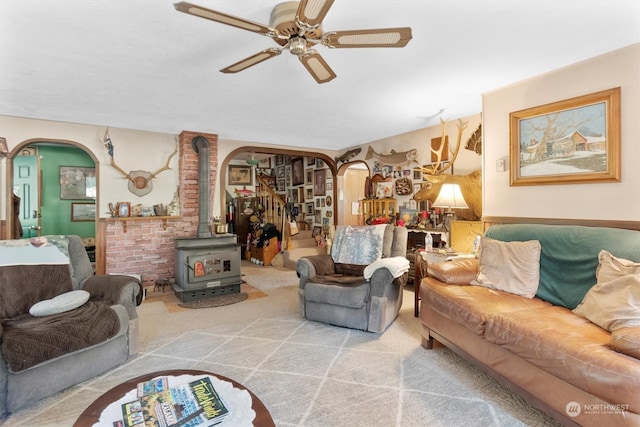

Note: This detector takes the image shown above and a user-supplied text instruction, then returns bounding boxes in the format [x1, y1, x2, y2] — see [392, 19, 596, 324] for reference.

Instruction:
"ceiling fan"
[174, 1, 412, 83]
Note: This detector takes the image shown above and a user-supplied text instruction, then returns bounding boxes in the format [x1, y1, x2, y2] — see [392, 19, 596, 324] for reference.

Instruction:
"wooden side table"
[413, 250, 449, 317]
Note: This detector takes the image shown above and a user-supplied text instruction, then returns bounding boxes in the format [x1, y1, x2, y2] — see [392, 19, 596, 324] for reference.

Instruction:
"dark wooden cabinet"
[231, 197, 259, 256]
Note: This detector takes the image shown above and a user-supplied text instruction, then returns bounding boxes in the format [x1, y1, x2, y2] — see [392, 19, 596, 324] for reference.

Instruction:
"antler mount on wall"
[103, 129, 178, 197]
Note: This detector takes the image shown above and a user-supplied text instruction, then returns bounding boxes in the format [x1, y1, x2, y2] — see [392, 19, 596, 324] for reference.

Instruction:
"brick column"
[103, 131, 219, 287]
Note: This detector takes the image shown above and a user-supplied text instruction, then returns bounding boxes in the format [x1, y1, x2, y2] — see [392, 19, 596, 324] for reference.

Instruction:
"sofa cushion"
[484, 306, 640, 411]
[304, 281, 369, 309]
[484, 224, 640, 309]
[611, 327, 640, 359]
[0, 264, 73, 320]
[573, 273, 640, 331]
[597, 250, 640, 283]
[0, 237, 74, 319]
[428, 258, 478, 285]
[1, 301, 120, 372]
[29, 290, 90, 317]
[471, 237, 541, 298]
[420, 278, 550, 336]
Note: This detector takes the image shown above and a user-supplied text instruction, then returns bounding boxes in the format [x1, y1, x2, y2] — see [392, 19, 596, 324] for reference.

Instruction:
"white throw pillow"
[29, 290, 90, 317]
[573, 273, 640, 331]
[596, 250, 640, 284]
[471, 237, 541, 298]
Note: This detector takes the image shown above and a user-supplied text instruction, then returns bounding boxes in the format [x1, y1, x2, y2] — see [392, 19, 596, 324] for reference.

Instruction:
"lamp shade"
[433, 183, 469, 210]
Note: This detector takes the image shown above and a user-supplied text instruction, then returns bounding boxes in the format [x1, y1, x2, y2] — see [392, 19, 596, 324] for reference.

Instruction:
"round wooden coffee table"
[73, 369, 275, 427]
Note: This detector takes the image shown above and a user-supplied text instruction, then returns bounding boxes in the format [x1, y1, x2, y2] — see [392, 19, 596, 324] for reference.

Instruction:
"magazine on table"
[118, 376, 229, 427]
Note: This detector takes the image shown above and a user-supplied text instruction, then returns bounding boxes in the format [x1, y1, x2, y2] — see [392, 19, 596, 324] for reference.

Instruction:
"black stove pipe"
[191, 136, 212, 238]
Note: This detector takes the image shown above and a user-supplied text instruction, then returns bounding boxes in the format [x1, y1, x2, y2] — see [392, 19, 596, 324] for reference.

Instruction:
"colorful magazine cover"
[137, 377, 169, 397]
[121, 376, 229, 427]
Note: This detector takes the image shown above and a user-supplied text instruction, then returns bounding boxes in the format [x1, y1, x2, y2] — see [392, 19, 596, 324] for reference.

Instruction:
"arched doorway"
[220, 146, 337, 219]
[336, 160, 370, 225]
[6, 139, 100, 267]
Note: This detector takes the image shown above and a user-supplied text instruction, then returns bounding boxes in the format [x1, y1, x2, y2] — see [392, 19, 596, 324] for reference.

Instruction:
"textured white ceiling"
[1, 0, 639, 151]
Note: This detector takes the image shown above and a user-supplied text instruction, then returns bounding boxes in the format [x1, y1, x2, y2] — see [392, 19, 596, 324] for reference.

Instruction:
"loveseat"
[297, 224, 409, 333]
[420, 224, 640, 426]
[0, 235, 141, 418]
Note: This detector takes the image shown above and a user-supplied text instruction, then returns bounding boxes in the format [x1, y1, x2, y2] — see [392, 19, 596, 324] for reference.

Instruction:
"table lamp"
[432, 183, 469, 250]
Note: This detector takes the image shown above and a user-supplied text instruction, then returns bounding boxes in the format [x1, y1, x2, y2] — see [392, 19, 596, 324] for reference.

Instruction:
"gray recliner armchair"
[0, 235, 141, 418]
[296, 224, 409, 333]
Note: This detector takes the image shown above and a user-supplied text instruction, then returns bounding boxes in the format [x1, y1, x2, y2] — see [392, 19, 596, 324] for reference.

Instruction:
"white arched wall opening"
[336, 160, 369, 226]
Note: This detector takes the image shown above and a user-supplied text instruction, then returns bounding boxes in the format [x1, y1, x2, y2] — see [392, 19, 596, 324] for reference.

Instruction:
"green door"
[13, 155, 40, 238]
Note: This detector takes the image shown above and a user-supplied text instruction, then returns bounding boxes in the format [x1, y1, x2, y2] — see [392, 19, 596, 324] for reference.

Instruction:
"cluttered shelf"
[105, 216, 180, 232]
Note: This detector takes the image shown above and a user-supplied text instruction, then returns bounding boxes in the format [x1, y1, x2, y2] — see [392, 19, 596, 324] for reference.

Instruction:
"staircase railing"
[255, 174, 289, 245]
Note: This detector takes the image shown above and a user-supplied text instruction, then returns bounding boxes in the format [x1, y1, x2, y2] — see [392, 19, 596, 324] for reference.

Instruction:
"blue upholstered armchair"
[296, 224, 409, 333]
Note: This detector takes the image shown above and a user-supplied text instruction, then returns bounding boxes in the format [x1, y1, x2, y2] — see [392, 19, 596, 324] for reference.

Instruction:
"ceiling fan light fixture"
[289, 37, 307, 55]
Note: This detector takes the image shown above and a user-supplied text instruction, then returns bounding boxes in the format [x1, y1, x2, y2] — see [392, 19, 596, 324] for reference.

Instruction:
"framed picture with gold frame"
[59, 166, 96, 200]
[71, 202, 96, 221]
[509, 87, 621, 186]
[228, 165, 253, 186]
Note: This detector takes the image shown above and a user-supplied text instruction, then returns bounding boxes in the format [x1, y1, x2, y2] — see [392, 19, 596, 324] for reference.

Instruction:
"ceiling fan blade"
[298, 50, 336, 84]
[324, 27, 412, 48]
[296, 0, 334, 28]
[174, 2, 277, 37]
[221, 49, 282, 73]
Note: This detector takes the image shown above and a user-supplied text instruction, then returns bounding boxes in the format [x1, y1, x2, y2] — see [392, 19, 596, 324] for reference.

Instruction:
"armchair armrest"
[369, 267, 409, 297]
[296, 254, 336, 288]
[364, 257, 409, 280]
[82, 275, 142, 320]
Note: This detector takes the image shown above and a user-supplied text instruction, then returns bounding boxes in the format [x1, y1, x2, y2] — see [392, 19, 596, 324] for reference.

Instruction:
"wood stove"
[173, 135, 242, 302]
[174, 235, 242, 302]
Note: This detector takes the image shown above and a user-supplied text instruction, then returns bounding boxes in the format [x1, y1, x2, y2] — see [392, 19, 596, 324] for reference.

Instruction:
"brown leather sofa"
[419, 224, 640, 427]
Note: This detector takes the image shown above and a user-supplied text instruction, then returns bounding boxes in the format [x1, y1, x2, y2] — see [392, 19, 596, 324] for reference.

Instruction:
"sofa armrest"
[611, 327, 640, 359]
[427, 258, 478, 285]
[296, 254, 336, 288]
[82, 275, 141, 320]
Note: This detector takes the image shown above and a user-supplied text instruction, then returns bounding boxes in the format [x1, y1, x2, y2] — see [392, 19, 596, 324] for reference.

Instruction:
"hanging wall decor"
[509, 87, 620, 186]
[103, 128, 178, 197]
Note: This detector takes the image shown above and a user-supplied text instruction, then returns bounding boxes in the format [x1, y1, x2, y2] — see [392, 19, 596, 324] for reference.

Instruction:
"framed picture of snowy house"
[509, 87, 620, 186]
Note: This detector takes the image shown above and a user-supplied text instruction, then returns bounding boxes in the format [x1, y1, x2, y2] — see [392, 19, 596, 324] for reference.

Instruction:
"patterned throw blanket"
[0, 237, 119, 372]
[2, 302, 119, 372]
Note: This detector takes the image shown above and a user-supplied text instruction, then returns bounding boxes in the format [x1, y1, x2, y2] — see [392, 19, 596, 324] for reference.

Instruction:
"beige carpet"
[2, 261, 560, 427]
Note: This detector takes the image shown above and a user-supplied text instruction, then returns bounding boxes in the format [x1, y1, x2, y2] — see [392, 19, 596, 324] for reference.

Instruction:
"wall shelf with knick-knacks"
[106, 216, 180, 233]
